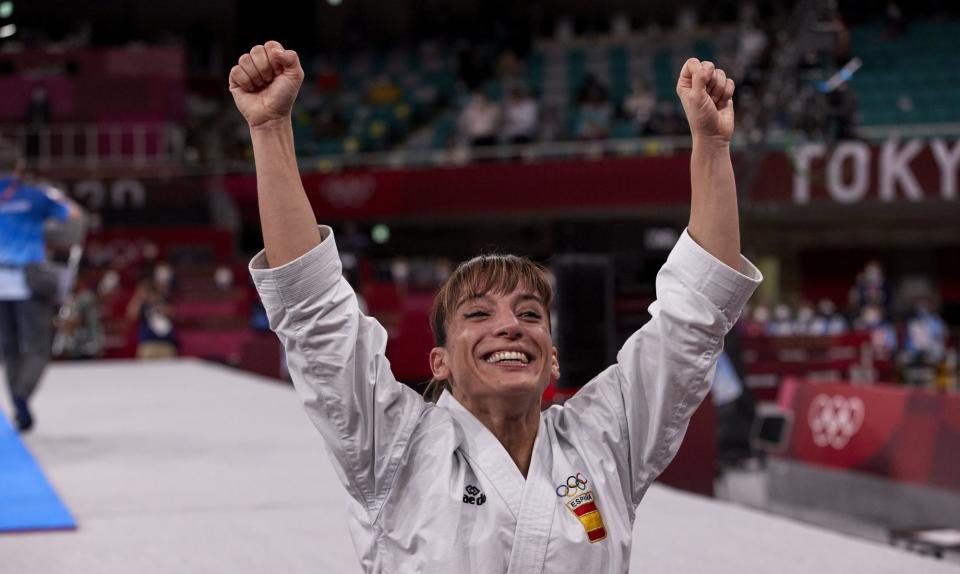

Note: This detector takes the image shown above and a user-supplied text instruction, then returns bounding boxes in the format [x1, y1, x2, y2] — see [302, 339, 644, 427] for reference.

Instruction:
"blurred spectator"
[126, 267, 178, 360]
[742, 303, 771, 337]
[314, 108, 348, 140]
[26, 86, 52, 127]
[538, 102, 564, 142]
[792, 301, 816, 335]
[768, 303, 794, 336]
[575, 75, 613, 140]
[850, 260, 889, 314]
[97, 269, 121, 297]
[810, 299, 848, 336]
[314, 64, 341, 93]
[391, 257, 411, 295]
[884, 2, 906, 38]
[855, 303, 897, 358]
[495, 49, 525, 86]
[825, 84, 857, 142]
[901, 299, 947, 368]
[368, 75, 402, 106]
[503, 87, 538, 144]
[152, 261, 178, 295]
[712, 349, 755, 464]
[831, 10, 851, 65]
[459, 92, 501, 147]
[25, 86, 52, 162]
[55, 282, 104, 359]
[648, 100, 686, 136]
[735, 21, 768, 80]
[622, 78, 656, 135]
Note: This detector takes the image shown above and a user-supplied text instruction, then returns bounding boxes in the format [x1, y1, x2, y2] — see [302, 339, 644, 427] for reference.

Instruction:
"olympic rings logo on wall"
[807, 394, 865, 449]
[556, 473, 588, 498]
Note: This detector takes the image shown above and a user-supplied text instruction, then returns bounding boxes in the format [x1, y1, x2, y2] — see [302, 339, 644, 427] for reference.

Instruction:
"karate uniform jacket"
[250, 226, 761, 574]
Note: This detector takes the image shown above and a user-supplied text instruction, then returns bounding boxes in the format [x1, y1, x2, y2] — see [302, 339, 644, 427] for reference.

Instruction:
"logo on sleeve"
[462, 484, 486, 506]
[556, 473, 606, 543]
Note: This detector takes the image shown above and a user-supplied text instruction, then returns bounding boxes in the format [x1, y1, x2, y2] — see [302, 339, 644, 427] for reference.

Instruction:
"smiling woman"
[425, 253, 555, 402]
[236, 40, 761, 574]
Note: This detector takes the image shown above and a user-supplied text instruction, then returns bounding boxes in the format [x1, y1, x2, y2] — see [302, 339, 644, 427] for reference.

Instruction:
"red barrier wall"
[780, 380, 960, 493]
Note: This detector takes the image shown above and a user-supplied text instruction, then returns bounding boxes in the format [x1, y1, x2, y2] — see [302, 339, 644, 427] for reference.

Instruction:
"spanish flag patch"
[556, 473, 607, 543]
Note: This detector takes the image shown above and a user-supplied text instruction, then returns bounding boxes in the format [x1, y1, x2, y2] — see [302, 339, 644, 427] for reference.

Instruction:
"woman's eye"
[464, 311, 489, 319]
[519, 311, 542, 320]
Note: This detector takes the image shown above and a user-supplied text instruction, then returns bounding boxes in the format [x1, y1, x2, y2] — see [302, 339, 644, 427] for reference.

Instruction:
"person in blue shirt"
[0, 144, 83, 432]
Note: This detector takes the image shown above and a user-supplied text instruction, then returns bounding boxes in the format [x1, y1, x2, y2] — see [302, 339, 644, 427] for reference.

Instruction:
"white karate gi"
[250, 226, 760, 574]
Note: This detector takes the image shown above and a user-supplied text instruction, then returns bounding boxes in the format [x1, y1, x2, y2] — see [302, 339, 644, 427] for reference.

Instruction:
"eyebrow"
[457, 292, 545, 308]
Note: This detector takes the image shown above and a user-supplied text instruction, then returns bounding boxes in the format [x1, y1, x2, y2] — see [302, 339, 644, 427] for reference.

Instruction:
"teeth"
[486, 351, 530, 364]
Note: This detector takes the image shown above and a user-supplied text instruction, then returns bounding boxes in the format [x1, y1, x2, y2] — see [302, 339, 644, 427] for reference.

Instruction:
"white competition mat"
[1, 360, 955, 573]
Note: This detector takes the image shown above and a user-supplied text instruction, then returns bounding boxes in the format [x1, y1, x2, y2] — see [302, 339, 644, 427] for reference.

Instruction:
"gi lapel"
[505, 419, 556, 574]
[438, 391, 525, 518]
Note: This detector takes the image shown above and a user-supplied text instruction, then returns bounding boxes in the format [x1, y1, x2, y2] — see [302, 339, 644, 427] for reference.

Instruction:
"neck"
[454, 390, 541, 477]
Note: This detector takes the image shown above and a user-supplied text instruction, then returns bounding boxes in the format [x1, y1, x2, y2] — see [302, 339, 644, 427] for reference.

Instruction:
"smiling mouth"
[484, 350, 531, 365]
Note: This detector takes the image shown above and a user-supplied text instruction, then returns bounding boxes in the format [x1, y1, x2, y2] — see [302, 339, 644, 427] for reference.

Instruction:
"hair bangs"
[431, 254, 552, 349]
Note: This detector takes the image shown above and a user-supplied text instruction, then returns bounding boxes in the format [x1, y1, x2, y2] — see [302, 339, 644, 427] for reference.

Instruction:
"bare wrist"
[249, 116, 293, 136]
[691, 135, 731, 153]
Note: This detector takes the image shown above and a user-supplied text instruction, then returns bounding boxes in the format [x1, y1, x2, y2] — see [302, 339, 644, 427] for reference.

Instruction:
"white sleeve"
[562, 229, 761, 506]
[249, 226, 427, 516]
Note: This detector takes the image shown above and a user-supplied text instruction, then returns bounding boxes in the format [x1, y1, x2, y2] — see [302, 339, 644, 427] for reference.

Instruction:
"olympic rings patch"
[555, 473, 588, 498]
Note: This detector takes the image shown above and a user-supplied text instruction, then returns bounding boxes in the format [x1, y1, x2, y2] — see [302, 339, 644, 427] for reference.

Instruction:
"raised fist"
[229, 41, 304, 129]
[676, 58, 735, 143]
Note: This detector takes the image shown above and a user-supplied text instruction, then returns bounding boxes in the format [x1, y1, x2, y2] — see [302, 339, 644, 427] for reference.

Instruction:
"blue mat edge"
[0, 413, 77, 534]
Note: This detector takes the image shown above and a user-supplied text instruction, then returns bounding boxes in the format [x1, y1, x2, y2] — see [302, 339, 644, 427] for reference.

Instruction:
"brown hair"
[424, 253, 553, 402]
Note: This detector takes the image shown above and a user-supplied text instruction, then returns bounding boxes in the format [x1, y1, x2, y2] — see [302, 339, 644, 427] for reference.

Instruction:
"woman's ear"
[430, 347, 450, 380]
[550, 346, 560, 382]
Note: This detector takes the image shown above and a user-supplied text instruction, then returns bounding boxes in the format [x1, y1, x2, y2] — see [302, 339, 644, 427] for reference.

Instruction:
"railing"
[0, 123, 185, 169]
[284, 135, 697, 173]
[7, 119, 959, 175]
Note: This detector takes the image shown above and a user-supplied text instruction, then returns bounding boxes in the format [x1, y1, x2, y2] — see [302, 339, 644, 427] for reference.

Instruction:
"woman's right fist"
[229, 41, 304, 129]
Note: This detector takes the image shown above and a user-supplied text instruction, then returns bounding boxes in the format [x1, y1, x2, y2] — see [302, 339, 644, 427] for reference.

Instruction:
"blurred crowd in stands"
[52, 240, 262, 367]
[9, 3, 960, 168]
[179, 7, 784, 163]
[741, 259, 954, 389]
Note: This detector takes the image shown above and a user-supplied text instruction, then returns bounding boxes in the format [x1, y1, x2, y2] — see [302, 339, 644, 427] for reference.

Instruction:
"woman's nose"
[494, 313, 523, 339]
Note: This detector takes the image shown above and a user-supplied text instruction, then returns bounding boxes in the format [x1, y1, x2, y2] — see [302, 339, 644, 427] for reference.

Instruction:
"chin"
[489, 377, 544, 398]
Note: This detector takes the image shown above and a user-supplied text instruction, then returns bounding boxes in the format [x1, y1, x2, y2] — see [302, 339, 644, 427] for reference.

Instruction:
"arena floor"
[1, 360, 956, 573]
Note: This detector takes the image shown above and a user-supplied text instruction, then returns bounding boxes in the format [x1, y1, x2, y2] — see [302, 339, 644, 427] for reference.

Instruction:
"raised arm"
[229, 40, 320, 268]
[676, 58, 740, 270]
[235, 42, 428, 515]
[555, 60, 760, 508]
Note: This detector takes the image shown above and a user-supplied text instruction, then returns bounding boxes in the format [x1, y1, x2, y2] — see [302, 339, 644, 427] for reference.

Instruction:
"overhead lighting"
[327, 0, 342, 5]
[371, 224, 390, 244]
[0, 2, 12, 19]
[0, 24, 16, 39]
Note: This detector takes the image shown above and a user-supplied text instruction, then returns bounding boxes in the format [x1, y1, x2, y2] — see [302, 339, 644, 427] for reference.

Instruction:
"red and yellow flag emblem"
[556, 473, 607, 543]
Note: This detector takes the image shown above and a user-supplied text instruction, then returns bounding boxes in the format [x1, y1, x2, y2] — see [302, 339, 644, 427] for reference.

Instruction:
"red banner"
[222, 155, 693, 222]
[222, 138, 960, 220]
[780, 380, 960, 493]
[752, 139, 960, 205]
